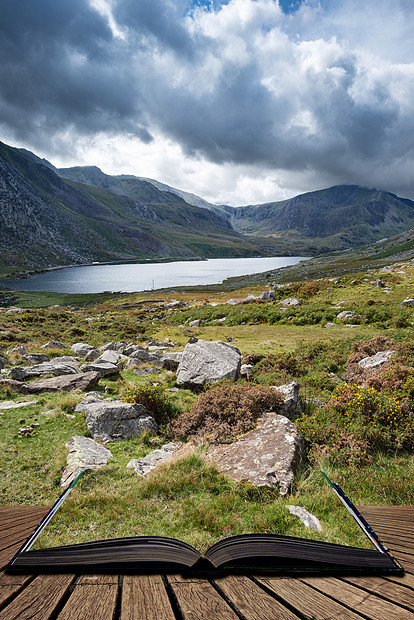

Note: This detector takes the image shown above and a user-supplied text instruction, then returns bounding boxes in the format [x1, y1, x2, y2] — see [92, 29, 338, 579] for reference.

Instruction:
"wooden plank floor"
[0, 506, 412, 619]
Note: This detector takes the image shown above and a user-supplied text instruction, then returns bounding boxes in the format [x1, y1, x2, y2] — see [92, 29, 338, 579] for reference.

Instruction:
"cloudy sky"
[0, 0, 413, 205]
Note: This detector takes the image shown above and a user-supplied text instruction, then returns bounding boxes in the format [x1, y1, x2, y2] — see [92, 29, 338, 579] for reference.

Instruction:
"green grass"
[0, 259, 413, 555]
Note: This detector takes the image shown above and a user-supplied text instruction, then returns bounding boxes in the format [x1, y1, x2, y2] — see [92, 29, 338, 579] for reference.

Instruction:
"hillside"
[4, 141, 414, 275]
[0, 142, 279, 272]
[227, 185, 414, 250]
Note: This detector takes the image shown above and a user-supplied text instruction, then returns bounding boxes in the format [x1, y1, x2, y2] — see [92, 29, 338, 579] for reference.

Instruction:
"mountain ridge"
[3, 141, 414, 272]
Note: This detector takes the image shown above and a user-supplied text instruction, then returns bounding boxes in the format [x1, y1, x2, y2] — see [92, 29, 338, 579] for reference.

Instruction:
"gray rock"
[286, 506, 322, 531]
[336, 310, 357, 320]
[9, 346, 27, 356]
[129, 349, 162, 364]
[398, 297, 414, 307]
[358, 350, 396, 369]
[280, 297, 301, 307]
[324, 322, 337, 328]
[10, 361, 81, 381]
[80, 399, 158, 443]
[273, 382, 303, 419]
[81, 361, 120, 378]
[123, 345, 146, 356]
[84, 348, 101, 362]
[0, 356, 8, 369]
[0, 399, 38, 410]
[127, 442, 182, 476]
[40, 341, 67, 350]
[371, 280, 385, 288]
[226, 299, 243, 305]
[71, 343, 97, 357]
[74, 393, 104, 412]
[3, 371, 100, 394]
[176, 340, 241, 389]
[160, 352, 183, 371]
[22, 353, 50, 364]
[133, 367, 160, 376]
[261, 290, 276, 301]
[189, 319, 202, 328]
[96, 350, 128, 365]
[61, 436, 113, 486]
[240, 364, 254, 380]
[207, 413, 305, 495]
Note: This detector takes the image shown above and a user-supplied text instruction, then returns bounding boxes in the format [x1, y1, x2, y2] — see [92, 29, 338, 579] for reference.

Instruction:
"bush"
[172, 382, 283, 442]
[297, 383, 414, 466]
[123, 383, 179, 426]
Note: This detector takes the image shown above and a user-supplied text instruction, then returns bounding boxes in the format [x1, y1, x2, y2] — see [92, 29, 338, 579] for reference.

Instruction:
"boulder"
[358, 350, 396, 370]
[189, 319, 202, 328]
[79, 399, 158, 443]
[4, 371, 100, 394]
[336, 311, 357, 320]
[0, 356, 7, 370]
[129, 349, 162, 365]
[207, 413, 305, 496]
[96, 350, 128, 364]
[133, 367, 160, 376]
[286, 506, 322, 531]
[160, 352, 183, 371]
[71, 343, 97, 357]
[81, 361, 121, 378]
[127, 442, 182, 476]
[240, 364, 254, 380]
[176, 340, 241, 389]
[10, 361, 81, 381]
[84, 348, 101, 362]
[280, 297, 301, 307]
[261, 290, 276, 301]
[61, 436, 113, 486]
[40, 341, 67, 350]
[22, 353, 50, 364]
[273, 382, 303, 419]
[0, 400, 38, 410]
[399, 298, 414, 307]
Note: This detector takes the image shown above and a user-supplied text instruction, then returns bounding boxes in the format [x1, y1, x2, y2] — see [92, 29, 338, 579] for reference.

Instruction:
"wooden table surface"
[0, 506, 413, 619]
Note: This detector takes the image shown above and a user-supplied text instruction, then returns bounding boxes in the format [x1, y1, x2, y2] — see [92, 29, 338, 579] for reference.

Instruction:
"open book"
[7, 472, 403, 575]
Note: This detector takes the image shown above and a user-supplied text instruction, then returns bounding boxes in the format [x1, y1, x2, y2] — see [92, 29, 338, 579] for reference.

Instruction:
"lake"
[2, 257, 309, 294]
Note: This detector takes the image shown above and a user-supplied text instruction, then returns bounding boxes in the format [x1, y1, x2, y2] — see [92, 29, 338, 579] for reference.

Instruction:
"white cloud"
[1, 0, 414, 204]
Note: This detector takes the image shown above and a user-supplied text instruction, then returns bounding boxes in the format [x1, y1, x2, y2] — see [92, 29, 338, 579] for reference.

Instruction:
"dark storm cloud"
[0, 0, 151, 148]
[0, 0, 413, 198]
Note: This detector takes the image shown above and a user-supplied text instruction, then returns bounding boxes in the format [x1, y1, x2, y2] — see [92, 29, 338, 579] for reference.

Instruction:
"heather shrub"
[172, 382, 284, 442]
[298, 383, 414, 466]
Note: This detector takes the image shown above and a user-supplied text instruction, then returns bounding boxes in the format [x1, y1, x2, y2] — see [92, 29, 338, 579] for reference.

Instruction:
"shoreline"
[0, 256, 311, 297]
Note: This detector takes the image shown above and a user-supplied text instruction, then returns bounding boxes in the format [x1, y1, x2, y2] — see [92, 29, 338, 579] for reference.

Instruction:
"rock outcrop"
[176, 340, 241, 389]
[358, 350, 396, 370]
[273, 382, 303, 419]
[127, 442, 182, 476]
[207, 413, 305, 495]
[77, 399, 158, 443]
[61, 436, 113, 486]
[10, 360, 81, 381]
[1, 371, 100, 393]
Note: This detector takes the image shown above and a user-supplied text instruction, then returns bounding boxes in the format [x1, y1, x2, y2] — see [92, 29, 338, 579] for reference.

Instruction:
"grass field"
[1, 259, 413, 553]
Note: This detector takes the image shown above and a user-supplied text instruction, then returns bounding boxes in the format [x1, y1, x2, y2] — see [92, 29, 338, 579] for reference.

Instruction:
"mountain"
[59, 165, 414, 252]
[0, 142, 277, 272]
[3, 140, 414, 274]
[58, 167, 227, 218]
[227, 185, 414, 251]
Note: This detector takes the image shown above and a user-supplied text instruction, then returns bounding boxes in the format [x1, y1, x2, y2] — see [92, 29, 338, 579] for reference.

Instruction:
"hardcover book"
[7, 472, 403, 575]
